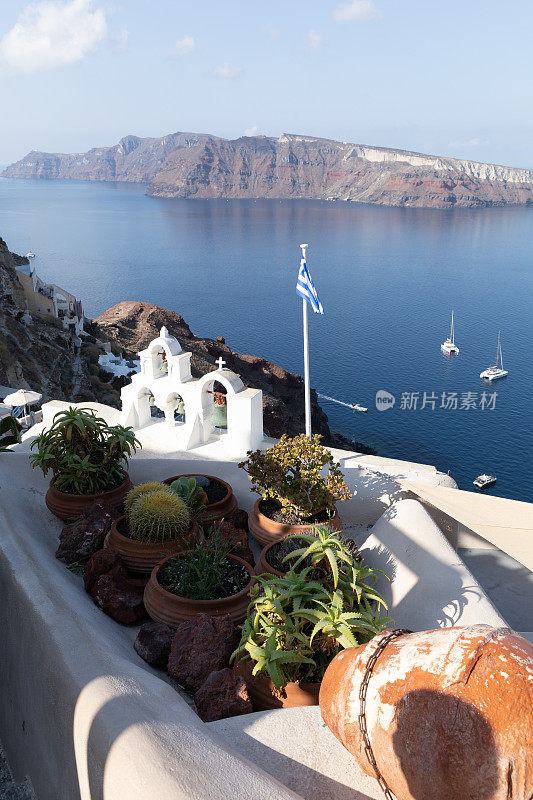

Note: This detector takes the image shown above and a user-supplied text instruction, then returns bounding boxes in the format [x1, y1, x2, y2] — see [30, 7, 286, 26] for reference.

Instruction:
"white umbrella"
[3, 390, 42, 408]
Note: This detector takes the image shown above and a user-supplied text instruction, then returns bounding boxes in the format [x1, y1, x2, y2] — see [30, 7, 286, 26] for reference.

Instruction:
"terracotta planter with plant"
[256, 531, 362, 578]
[106, 481, 201, 575]
[162, 474, 237, 523]
[30, 406, 140, 521]
[232, 528, 391, 710]
[144, 535, 254, 626]
[240, 434, 351, 547]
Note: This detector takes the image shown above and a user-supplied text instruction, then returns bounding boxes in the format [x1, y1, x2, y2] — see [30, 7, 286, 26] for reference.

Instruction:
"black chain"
[358, 628, 412, 800]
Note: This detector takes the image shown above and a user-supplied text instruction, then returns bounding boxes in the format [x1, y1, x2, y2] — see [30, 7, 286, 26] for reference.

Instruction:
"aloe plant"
[168, 476, 208, 517]
[232, 528, 392, 689]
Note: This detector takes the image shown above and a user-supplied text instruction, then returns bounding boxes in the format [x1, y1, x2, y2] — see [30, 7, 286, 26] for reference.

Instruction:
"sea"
[1, 177, 532, 502]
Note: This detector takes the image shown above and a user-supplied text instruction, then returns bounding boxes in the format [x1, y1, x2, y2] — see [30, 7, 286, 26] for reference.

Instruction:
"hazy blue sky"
[0, 0, 531, 167]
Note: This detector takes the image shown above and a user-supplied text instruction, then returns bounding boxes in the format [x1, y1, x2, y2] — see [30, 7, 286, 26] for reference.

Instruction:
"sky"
[0, 0, 531, 168]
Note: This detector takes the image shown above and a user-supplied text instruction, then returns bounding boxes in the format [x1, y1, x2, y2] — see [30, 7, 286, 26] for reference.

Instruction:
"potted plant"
[162, 473, 237, 523]
[232, 527, 390, 709]
[240, 433, 352, 546]
[255, 527, 362, 577]
[144, 532, 254, 626]
[0, 416, 21, 452]
[106, 482, 202, 575]
[30, 406, 140, 521]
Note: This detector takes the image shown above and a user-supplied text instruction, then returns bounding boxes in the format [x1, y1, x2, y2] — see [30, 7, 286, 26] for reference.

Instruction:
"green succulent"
[239, 433, 352, 518]
[29, 406, 140, 494]
[128, 488, 191, 543]
[0, 416, 21, 453]
[232, 528, 392, 690]
[124, 481, 167, 517]
[168, 476, 208, 516]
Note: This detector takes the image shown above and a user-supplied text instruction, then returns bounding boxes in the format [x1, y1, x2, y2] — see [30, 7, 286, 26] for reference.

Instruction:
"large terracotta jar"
[105, 516, 201, 576]
[163, 474, 237, 524]
[235, 658, 320, 710]
[46, 474, 133, 522]
[320, 625, 533, 800]
[143, 553, 254, 626]
[248, 499, 341, 547]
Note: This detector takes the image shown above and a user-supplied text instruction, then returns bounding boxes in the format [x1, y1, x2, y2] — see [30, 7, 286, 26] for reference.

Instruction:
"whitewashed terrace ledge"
[0, 448, 507, 800]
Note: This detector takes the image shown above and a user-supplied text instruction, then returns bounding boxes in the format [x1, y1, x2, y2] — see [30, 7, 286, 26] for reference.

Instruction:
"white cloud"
[175, 35, 195, 56]
[307, 29, 323, 48]
[333, 0, 381, 22]
[0, 0, 107, 76]
[450, 137, 486, 147]
[114, 28, 129, 52]
[265, 23, 281, 39]
[244, 125, 259, 136]
[214, 62, 242, 79]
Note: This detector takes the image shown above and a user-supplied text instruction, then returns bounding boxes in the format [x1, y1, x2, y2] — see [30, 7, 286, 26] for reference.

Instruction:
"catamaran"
[480, 332, 508, 381]
[441, 311, 459, 354]
[473, 474, 497, 489]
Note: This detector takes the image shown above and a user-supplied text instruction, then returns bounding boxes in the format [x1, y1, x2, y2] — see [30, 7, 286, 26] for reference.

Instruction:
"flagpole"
[300, 243, 312, 437]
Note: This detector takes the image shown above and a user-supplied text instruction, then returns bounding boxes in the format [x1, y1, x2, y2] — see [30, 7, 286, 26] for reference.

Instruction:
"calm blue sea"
[1, 177, 532, 501]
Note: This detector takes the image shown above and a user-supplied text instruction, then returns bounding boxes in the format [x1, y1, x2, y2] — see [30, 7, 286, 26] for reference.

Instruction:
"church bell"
[211, 402, 227, 429]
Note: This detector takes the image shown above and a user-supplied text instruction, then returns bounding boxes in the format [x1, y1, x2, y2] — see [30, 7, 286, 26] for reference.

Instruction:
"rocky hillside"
[4, 132, 533, 208]
[94, 301, 371, 451]
[0, 237, 116, 405]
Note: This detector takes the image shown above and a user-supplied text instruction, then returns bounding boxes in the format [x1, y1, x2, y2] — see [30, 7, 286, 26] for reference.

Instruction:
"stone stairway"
[0, 745, 34, 800]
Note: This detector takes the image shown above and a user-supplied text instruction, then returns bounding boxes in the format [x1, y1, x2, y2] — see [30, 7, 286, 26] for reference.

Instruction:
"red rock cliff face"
[4, 133, 533, 209]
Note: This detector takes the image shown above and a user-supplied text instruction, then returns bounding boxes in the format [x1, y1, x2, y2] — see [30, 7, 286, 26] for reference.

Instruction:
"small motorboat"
[352, 403, 368, 412]
[473, 474, 497, 489]
[480, 331, 508, 381]
[441, 310, 459, 355]
[26, 252, 36, 259]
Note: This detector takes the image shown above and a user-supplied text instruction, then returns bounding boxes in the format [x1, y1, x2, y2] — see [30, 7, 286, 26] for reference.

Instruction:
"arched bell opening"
[165, 392, 186, 427]
[150, 346, 169, 379]
[201, 379, 228, 439]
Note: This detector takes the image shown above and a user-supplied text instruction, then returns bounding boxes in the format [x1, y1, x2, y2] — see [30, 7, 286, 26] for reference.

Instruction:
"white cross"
[215, 357, 226, 371]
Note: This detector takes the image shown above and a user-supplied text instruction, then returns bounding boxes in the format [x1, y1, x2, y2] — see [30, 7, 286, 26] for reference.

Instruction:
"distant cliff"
[4, 132, 533, 209]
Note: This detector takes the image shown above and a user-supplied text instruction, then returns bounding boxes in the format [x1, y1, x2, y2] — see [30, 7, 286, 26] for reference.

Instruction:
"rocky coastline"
[4, 132, 533, 209]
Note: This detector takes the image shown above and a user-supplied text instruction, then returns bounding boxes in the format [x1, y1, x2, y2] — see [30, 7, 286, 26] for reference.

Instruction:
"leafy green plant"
[29, 406, 140, 494]
[239, 433, 352, 518]
[124, 481, 167, 516]
[168, 476, 208, 517]
[231, 528, 391, 689]
[158, 535, 249, 600]
[0, 416, 21, 453]
[129, 488, 191, 543]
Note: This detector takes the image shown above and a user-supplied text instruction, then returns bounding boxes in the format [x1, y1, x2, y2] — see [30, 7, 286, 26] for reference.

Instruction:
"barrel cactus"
[129, 489, 192, 543]
[124, 481, 167, 517]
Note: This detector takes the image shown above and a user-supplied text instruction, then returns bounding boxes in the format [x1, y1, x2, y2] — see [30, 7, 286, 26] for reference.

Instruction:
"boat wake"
[318, 394, 355, 410]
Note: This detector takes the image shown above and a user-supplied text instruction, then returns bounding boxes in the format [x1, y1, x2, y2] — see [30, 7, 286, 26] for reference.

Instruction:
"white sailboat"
[441, 311, 459, 354]
[480, 332, 508, 381]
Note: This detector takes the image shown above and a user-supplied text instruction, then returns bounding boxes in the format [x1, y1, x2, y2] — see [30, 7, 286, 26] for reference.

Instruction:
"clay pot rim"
[110, 514, 197, 548]
[162, 473, 231, 511]
[253, 499, 339, 528]
[257, 533, 316, 577]
[150, 552, 254, 606]
[49, 472, 130, 501]
[236, 657, 321, 694]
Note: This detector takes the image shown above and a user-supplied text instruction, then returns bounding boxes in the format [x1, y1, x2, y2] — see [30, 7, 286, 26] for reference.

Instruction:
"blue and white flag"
[296, 256, 324, 315]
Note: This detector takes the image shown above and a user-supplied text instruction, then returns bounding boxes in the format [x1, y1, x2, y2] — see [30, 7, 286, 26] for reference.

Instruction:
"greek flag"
[296, 257, 324, 315]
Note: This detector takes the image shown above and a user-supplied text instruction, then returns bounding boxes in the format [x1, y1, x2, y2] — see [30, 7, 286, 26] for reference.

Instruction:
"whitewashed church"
[120, 327, 264, 457]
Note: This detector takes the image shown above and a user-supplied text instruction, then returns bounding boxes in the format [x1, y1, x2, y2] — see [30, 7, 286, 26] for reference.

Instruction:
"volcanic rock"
[194, 668, 253, 722]
[56, 503, 112, 564]
[134, 621, 175, 668]
[215, 519, 254, 567]
[167, 613, 237, 692]
[84, 548, 146, 625]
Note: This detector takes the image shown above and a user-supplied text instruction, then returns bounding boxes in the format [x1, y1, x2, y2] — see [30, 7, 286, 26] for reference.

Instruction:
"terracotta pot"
[45, 474, 133, 522]
[248, 500, 341, 547]
[255, 535, 306, 577]
[320, 626, 533, 800]
[144, 553, 254, 626]
[105, 516, 202, 576]
[235, 658, 320, 710]
[163, 474, 237, 524]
